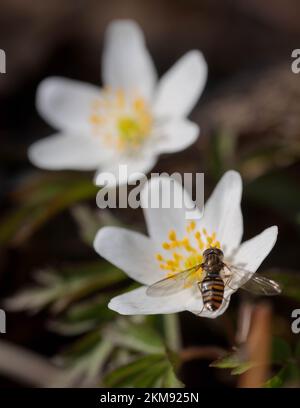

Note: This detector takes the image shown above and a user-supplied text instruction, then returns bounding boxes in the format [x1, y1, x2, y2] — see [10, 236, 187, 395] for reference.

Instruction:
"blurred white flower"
[28, 20, 207, 186]
[94, 170, 278, 318]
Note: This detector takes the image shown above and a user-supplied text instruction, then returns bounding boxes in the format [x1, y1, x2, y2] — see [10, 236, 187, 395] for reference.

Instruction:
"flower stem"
[163, 313, 181, 352]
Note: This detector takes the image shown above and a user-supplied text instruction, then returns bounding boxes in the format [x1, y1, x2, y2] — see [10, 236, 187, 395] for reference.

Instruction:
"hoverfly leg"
[222, 263, 239, 291]
[195, 303, 205, 317]
[194, 282, 205, 316]
[220, 296, 230, 314]
[224, 274, 236, 291]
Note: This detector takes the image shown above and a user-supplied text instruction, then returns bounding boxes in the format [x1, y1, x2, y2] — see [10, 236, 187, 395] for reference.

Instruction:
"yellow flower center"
[155, 221, 221, 288]
[89, 88, 152, 152]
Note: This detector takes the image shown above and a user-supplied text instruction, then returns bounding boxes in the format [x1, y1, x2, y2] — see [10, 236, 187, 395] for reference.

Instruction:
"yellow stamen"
[198, 240, 204, 250]
[173, 253, 183, 261]
[134, 97, 145, 111]
[189, 221, 196, 230]
[156, 226, 223, 285]
[162, 242, 171, 250]
[116, 89, 125, 108]
[89, 114, 103, 125]
[89, 88, 152, 152]
[168, 230, 177, 241]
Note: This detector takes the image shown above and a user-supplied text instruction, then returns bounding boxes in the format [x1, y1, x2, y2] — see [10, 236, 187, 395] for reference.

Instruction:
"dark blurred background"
[1, 0, 300, 387]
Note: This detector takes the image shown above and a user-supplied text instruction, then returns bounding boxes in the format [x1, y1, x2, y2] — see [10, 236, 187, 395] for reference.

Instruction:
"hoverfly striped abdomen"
[200, 274, 225, 311]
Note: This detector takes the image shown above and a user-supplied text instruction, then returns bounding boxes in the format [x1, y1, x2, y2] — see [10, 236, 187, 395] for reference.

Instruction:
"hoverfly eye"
[216, 249, 224, 258]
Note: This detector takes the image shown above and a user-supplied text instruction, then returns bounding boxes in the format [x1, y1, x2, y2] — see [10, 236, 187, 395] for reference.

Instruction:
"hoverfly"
[146, 247, 281, 312]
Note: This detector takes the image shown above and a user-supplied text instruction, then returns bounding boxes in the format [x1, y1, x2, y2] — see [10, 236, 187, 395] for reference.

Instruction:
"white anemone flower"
[28, 19, 207, 186]
[93, 170, 278, 318]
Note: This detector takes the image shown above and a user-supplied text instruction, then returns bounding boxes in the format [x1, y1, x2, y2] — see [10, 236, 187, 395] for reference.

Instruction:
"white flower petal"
[230, 226, 278, 288]
[94, 154, 157, 187]
[36, 77, 101, 132]
[94, 227, 161, 285]
[28, 133, 109, 170]
[153, 50, 207, 118]
[108, 286, 189, 315]
[199, 170, 243, 255]
[141, 176, 201, 242]
[102, 20, 157, 100]
[153, 119, 199, 154]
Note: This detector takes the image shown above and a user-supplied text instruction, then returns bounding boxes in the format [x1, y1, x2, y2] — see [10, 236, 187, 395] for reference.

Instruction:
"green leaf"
[0, 172, 98, 246]
[129, 361, 169, 388]
[55, 338, 114, 387]
[49, 296, 114, 335]
[61, 296, 113, 323]
[264, 366, 288, 388]
[103, 319, 165, 354]
[159, 366, 184, 388]
[264, 363, 300, 388]
[210, 351, 242, 369]
[6, 262, 127, 313]
[64, 330, 103, 359]
[103, 354, 182, 388]
[71, 205, 122, 246]
[231, 361, 255, 375]
[104, 354, 163, 387]
[210, 349, 255, 375]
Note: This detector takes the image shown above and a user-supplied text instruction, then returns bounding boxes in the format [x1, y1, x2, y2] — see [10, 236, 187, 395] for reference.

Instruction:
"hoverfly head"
[203, 247, 224, 263]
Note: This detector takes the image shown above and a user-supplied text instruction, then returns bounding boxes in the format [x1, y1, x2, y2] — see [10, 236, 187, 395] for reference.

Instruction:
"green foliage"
[263, 338, 295, 388]
[0, 172, 98, 246]
[211, 337, 300, 387]
[264, 337, 300, 388]
[52, 317, 183, 387]
[263, 338, 300, 388]
[265, 364, 300, 388]
[210, 348, 255, 375]
[103, 353, 183, 388]
[71, 204, 123, 246]
[103, 319, 165, 354]
[54, 333, 114, 387]
[48, 296, 114, 335]
[5, 261, 128, 315]
[99, 318, 183, 387]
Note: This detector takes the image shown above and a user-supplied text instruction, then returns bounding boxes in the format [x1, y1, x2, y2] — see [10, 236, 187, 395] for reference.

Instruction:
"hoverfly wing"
[146, 264, 202, 297]
[241, 274, 281, 296]
[226, 264, 281, 296]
